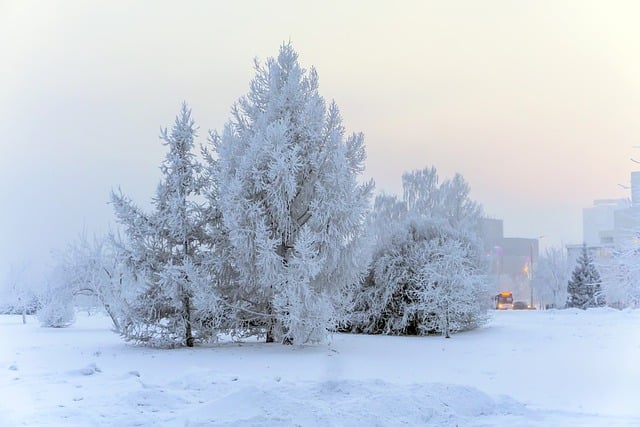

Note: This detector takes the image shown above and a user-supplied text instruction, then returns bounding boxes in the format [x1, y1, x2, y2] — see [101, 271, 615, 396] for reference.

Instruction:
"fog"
[2, 0, 640, 279]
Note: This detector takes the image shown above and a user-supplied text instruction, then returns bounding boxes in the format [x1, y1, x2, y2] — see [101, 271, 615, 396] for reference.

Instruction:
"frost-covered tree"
[0, 263, 39, 323]
[600, 238, 640, 308]
[37, 268, 75, 328]
[50, 233, 129, 331]
[111, 103, 219, 347]
[350, 168, 488, 337]
[532, 246, 569, 309]
[209, 43, 373, 344]
[566, 244, 605, 309]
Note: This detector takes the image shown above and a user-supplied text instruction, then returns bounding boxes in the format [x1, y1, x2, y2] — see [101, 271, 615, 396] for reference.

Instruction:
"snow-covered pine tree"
[350, 168, 488, 336]
[209, 43, 373, 344]
[566, 244, 605, 309]
[111, 103, 218, 347]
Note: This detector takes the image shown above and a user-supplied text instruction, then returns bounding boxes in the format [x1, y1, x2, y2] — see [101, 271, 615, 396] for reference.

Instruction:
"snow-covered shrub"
[37, 283, 75, 328]
[208, 42, 373, 344]
[49, 233, 128, 331]
[349, 168, 488, 337]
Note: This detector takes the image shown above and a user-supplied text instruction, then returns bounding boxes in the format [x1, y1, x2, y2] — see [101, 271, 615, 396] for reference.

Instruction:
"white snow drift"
[1, 308, 639, 426]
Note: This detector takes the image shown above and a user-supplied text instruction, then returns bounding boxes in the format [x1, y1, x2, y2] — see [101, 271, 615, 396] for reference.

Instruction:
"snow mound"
[181, 380, 530, 427]
[71, 362, 101, 376]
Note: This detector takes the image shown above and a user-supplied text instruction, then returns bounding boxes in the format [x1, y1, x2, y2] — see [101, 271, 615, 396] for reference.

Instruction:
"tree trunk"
[183, 293, 194, 347]
[266, 241, 291, 344]
[103, 304, 121, 332]
[266, 302, 275, 343]
[444, 304, 451, 338]
[183, 240, 194, 347]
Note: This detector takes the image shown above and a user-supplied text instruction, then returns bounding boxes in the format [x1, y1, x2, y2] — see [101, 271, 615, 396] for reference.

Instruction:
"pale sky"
[2, 1, 640, 279]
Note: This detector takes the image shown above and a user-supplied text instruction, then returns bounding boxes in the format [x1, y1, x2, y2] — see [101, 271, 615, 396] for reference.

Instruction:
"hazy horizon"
[2, 1, 640, 279]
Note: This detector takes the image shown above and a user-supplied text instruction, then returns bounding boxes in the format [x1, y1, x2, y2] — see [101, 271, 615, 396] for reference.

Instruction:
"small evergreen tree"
[111, 103, 219, 347]
[566, 244, 605, 309]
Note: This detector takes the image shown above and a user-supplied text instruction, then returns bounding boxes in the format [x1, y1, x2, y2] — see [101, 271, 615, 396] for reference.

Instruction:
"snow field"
[1, 308, 639, 426]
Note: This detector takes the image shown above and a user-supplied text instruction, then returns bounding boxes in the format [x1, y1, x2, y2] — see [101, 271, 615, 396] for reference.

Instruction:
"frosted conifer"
[209, 43, 373, 344]
[566, 244, 605, 309]
[111, 103, 218, 347]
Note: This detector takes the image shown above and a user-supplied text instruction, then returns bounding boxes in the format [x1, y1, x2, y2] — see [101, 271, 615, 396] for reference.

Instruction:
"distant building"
[481, 218, 503, 251]
[500, 237, 538, 277]
[583, 199, 629, 246]
[481, 218, 540, 304]
[575, 201, 634, 275]
[580, 173, 640, 252]
[613, 206, 640, 244]
[569, 172, 640, 306]
[566, 243, 613, 273]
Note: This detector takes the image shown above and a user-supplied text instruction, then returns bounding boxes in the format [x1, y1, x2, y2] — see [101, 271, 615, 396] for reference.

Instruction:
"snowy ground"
[1, 309, 639, 426]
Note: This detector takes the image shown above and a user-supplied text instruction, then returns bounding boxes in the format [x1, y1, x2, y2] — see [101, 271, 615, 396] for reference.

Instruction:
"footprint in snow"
[72, 363, 102, 376]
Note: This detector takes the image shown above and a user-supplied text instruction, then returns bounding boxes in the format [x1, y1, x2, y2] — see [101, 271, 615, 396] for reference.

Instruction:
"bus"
[494, 291, 514, 310]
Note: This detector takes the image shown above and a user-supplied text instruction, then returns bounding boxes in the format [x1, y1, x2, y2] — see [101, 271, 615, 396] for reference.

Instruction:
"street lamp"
[530, 236, 546, 309]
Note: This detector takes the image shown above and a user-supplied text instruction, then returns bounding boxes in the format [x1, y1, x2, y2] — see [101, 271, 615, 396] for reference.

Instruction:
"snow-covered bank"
[1, 309, 639, 426]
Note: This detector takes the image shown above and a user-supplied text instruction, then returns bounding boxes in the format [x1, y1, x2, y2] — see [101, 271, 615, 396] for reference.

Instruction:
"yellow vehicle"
[494, 291, 513, 310]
